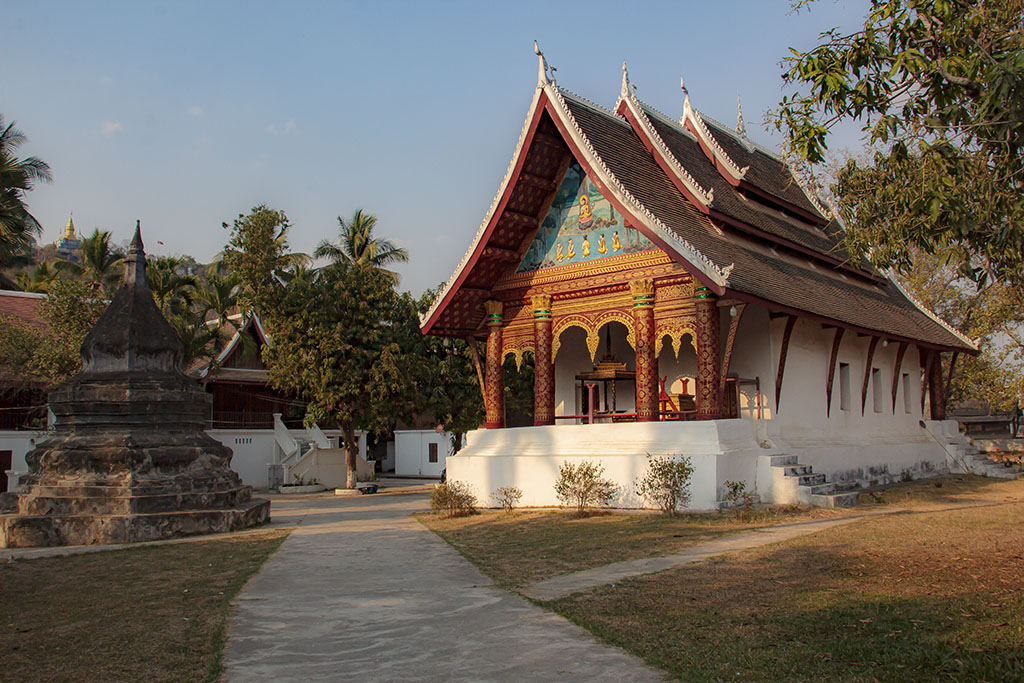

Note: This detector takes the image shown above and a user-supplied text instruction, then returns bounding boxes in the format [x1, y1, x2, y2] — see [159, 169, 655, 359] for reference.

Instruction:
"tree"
[410, 288, 484, 451]
[0, 279, 106, 388]
[221, 205, 307, 313]
[15, 261, 60, 293]
[898, 248, 1023, 411]
[261, 262, 417, 488]
[59, 229, 124, 293]
[0, 116, 52, 266]
[774, 0, 1024, 286]
[147, 255, 197, 318]
[194, 268, 239, 327]
[314, 209, 409, 284]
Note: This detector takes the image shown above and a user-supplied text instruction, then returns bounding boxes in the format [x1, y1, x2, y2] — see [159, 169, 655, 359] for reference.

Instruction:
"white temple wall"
[755, 318, 942, 483]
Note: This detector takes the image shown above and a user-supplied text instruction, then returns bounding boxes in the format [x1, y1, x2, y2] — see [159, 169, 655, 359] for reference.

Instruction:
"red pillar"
[928, 352, 947, 420]
[630, 279, 658, 422]
[532, 294, 555, 426]
[695, 286, 721, 420]
[484, 300, 505, 429]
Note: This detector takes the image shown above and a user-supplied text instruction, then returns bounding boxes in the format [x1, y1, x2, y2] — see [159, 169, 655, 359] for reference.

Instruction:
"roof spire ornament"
[680, 76, 692, 118]
[621, 61, 630, 99]
[534, 41, 555, 87]
[736, 93, 747, 138]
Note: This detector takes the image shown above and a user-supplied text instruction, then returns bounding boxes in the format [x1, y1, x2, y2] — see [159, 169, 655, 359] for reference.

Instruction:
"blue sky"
[5, 1, 869, 296]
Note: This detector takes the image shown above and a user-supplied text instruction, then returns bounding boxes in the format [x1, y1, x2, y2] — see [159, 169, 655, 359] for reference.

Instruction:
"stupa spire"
[64, 212, 76, 240]
[79, 221, 184, 375]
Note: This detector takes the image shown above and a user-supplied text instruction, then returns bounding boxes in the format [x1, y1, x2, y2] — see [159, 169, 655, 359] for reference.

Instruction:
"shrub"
[493, 486, 523, 513]
[430, 480, 477, 518]
[723, 479, 755, 519]
[635, 455, 694, 515]
[554, 461, 618, 515]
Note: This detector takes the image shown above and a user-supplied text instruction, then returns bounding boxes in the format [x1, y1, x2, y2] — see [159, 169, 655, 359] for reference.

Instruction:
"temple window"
[903, 372, 913, 413]
[872, 368, 884, 413]
[839, 362, 851, 412]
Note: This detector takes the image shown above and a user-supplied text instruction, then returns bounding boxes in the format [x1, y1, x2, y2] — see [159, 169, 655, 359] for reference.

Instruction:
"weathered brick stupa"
[0, 223, 269, 548]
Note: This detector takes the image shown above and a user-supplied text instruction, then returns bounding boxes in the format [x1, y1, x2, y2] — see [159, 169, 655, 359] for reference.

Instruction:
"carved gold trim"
[495, 249, 672, 290]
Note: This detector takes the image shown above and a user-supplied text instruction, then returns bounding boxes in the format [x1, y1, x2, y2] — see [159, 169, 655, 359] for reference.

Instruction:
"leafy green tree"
[774, 0, 1024, 286]
[194, 268, 239, 326]
[261, 263, 417, 488]
[147, 255, 197, 318]
[59, 229, 124, 293]
[15, 261, 60, 293]
[314, 209, 408, 284]
[221, 205, 307, 313]
[410, 288, 484, 451]
[899, 248, 1023, 411]
[0, 116, 52, 266]
[0, 279, 106, 388]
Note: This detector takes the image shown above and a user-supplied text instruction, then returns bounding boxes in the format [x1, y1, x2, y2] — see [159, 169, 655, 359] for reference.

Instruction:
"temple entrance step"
[958, 451, 1024, 479]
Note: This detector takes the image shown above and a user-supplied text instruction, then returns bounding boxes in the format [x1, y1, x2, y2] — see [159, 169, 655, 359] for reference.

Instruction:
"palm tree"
[15, 261, 60, 293]
[195, 270, 240, 326]
[314, 209, 408, 283]
[0, 116, 53, 265]
[148, 255, 197, 318]
[58, 229, 124, 293]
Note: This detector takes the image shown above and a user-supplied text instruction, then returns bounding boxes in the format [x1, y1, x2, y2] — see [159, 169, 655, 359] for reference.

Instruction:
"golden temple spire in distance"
[64, 212, 76, 240]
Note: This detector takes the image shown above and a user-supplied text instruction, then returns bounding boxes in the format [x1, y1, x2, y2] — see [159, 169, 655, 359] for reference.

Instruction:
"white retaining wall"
[395, 430, 451, 477]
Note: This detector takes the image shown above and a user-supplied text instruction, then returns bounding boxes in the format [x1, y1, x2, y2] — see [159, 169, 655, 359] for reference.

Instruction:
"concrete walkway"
[520, 516, 862, 602]
[222, 491, 666, 682]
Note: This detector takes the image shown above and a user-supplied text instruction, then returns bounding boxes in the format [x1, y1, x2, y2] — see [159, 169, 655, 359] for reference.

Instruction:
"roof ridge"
[555, 87, 629, 126]
[0, 290, 48, 300]
[548, 85, 730, 287]
[621, 93, 714, 208]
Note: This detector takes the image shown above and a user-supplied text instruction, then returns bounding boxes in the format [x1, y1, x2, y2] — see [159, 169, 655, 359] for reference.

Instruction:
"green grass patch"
[1, 529, 289, 682]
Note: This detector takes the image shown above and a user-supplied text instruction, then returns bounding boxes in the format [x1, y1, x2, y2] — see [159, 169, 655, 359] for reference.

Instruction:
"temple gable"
[516, 161, 655, 274]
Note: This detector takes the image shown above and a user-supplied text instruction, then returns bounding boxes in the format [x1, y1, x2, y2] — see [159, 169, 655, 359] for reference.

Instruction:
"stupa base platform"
[0, 497, 270, 548]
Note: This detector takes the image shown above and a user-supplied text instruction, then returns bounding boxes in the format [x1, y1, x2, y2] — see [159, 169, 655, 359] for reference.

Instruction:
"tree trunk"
[342, 424, 358, 489]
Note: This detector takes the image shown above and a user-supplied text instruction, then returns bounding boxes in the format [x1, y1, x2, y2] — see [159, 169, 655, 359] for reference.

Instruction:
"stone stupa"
[0, 223, 269, 548]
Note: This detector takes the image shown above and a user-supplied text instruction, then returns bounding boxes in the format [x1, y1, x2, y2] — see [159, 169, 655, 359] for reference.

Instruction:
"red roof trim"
[420, 90, 551, 334]
[542, 99, 725, 296]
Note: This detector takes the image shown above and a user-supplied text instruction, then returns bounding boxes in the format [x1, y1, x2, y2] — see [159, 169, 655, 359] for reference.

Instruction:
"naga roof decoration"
[421, 48, 976, 353]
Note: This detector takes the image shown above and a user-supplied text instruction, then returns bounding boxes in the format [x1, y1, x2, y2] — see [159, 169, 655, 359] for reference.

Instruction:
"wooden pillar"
[928, 351, 947, 420]
[484, 300, 505, 429]
[695, 286, 721, 420]
[630, 279, 658, 422]
[532, 294, 555, 426]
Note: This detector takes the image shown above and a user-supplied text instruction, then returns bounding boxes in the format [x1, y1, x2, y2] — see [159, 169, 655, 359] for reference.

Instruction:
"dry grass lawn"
[0, 529, 288, 682]
[420, 501, 848, 587]
[423, 475, 1024, 680]
[547, 476, 1024, 680]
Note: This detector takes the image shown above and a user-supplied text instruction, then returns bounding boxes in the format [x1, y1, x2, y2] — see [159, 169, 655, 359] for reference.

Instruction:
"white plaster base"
[446, 420, 763, 511]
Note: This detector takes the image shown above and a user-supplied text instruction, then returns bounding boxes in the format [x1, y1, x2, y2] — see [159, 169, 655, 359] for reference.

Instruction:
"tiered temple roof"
[421, 54, 975, 354]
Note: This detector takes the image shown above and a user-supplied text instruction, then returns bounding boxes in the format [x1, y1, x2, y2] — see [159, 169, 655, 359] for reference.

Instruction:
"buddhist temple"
[55, 212, 81, 261]
[421, 47, 977, 509]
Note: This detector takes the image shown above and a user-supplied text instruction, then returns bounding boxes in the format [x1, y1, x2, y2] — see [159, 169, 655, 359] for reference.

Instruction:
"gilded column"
[532, 294, 555, 426]
[695, 286, 721, 420]
[630, 279, 658, 422]
[484, 300, 505, 429]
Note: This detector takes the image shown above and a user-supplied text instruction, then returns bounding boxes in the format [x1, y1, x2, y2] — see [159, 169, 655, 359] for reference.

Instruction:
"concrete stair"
[759, 454, 908, 509]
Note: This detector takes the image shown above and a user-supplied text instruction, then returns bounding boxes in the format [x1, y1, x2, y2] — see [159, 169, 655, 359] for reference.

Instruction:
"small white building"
[394, 430, 452, 478]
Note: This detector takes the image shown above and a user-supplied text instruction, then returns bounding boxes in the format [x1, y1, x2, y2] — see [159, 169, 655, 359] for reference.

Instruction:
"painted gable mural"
[516, 161, 654, 273]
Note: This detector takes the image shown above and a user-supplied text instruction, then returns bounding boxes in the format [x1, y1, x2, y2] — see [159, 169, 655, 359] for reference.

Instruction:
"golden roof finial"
[64, 212, 76, 240]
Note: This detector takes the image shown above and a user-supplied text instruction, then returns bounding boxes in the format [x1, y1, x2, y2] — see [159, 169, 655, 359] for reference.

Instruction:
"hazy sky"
[6, 1, 869, 296]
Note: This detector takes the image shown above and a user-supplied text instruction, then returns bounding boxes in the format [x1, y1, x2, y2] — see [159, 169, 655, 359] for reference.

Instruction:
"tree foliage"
[898, 248, 1023, 411]
[0, 115, 52, 266]
[774, 0, 1024, 286]
[261, 263, 418, 487]
[315, 209, 409, 284]
[221, 205, 306, 313]
[58, 229, 124, 294]
[0, 279, 105, 388]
